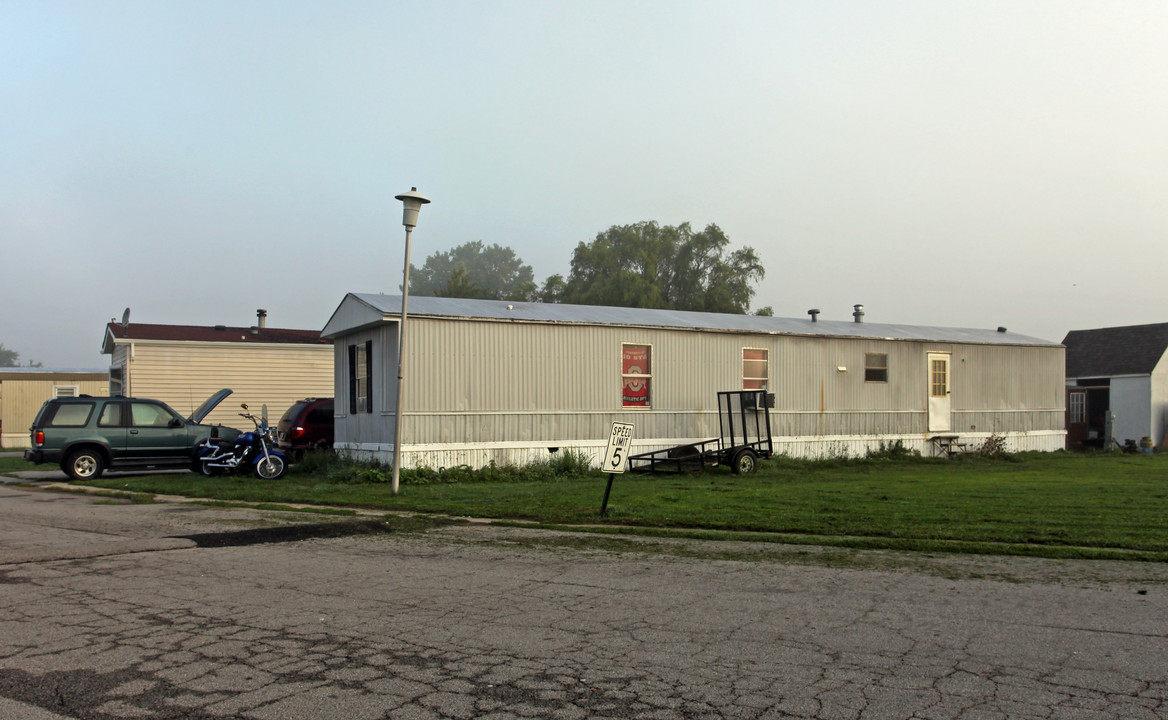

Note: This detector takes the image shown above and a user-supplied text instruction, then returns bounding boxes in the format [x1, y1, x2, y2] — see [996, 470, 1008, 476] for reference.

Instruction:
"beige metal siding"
[949, 344, 1065, 435]
[109, 345, 129, 395]
[0, 373, 109, 447]
[321, 296, 382, 338]
[333, 326, 395, 444]
[121, 342, 333, 428]
[344, 317, 1065, 453]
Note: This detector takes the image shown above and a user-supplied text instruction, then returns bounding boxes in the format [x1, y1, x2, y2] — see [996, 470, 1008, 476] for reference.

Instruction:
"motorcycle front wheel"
[255, 454, 287, 480]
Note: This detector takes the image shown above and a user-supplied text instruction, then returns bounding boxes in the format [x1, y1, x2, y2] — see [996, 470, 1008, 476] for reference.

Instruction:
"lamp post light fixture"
[391, 187, 430, 495]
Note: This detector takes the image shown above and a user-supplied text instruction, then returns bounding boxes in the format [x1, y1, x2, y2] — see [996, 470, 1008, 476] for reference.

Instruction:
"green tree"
[559, 222, 766, 314]
[410, 241, 537, 301]
[0, 343, 18, 367]
[434, 267, 484, 299]
[537, 274, 566, 304]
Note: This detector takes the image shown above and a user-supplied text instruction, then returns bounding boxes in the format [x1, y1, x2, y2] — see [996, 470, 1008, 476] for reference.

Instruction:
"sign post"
[600, 421, 634, 515]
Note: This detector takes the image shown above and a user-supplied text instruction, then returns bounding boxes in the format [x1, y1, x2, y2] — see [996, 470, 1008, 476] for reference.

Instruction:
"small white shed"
[322, 294, 1066, 468]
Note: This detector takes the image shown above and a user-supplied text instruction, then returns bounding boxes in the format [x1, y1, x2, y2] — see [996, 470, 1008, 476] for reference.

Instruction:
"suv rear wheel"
[64, 448, 105, 481]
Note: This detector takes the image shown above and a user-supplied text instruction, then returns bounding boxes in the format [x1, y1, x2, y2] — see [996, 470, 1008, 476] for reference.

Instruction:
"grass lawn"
[0, 456, 35, 473]
[71, 451, 1168, 561]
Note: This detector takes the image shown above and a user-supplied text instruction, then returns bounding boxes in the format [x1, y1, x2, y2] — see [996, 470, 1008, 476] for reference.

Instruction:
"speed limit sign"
[602, 422, 634, 473]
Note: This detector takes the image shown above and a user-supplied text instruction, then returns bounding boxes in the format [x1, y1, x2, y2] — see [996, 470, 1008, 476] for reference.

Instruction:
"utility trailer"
[627, 390, 775, 474]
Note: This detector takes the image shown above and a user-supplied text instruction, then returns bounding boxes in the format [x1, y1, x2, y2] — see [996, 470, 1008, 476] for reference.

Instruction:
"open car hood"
[188, 389, 233, 424]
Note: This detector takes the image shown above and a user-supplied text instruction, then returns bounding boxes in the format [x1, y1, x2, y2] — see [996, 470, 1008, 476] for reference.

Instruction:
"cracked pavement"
[0, 483, 1166, 719]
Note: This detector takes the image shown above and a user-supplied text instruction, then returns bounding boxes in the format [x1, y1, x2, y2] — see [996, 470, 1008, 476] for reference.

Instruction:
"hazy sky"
[3, 1, 1166, 368]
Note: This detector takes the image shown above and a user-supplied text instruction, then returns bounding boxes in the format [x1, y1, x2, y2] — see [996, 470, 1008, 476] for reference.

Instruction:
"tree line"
[409, 221, 771, 316]
[0, 344, 42, 367]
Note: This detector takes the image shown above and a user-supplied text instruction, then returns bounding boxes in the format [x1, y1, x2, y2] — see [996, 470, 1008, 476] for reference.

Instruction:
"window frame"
[349, 340, 373, 414]
[1069, 391, 1086, 424]
[621, 343, 652, 409]
[930, 358, 948, 397]
[742, 348, 768, 390]
[53, 385, 80, 398]
[109, 366, 124, 397]
[864, 353, 889, 383]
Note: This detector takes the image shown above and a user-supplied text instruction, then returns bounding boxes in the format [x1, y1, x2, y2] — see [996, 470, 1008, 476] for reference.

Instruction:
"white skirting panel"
[1, 432, 31, 449]
[336, 430, 1067, 469]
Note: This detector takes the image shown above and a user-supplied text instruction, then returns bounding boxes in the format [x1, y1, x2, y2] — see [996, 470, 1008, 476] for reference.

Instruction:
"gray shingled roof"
[350, 293, 1060, 347]
[105, 323, 326, 345]
[1063, 323, 1168, 378]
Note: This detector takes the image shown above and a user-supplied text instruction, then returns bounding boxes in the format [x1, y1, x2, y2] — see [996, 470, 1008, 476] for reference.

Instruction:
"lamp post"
[391, 187, 430, 495]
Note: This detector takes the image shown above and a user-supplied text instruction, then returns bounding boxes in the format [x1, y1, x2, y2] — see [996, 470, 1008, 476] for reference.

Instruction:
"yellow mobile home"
[0, 369, 109, 448]
[102, 314, 333, 429]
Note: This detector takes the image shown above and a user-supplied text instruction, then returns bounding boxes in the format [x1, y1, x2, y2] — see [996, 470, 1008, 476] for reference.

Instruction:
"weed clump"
[297, 449, 597, 485]
[866, 440, 921, 462]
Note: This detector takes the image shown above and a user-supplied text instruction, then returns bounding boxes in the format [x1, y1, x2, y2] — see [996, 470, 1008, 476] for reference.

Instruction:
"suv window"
[130, 402, 179, 427]
[46, 403, 95, 427]
[99, 402, 124, 427]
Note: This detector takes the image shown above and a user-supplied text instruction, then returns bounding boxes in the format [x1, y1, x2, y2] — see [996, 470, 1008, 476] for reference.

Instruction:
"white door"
[927, 352, 951, 432]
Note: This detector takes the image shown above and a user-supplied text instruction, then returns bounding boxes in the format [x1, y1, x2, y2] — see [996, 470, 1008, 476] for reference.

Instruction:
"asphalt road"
[1, 481, 1166, 719]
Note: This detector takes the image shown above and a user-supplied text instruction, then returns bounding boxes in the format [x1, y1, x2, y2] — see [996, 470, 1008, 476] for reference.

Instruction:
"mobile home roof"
[325, 293, 1060, 347]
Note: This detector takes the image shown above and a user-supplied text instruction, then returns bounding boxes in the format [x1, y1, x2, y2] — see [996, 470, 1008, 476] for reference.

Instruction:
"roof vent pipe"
[808, 309, 820, 322]
[853, 304, 864, 323]
[257, 309, 267, 328]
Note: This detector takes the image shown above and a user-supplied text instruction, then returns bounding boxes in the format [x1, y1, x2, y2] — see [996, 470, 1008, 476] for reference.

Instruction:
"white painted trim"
[337, 429, 1068, 469]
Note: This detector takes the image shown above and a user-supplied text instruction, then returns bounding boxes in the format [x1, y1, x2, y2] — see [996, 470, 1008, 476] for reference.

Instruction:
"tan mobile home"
[0, 369, 110, 448]
[322, 294, 1066, 468]
[102, 319, 333, 429]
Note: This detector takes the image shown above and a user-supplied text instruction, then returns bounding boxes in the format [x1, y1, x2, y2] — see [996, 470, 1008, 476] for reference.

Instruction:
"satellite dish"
[120, 308, 131, 327]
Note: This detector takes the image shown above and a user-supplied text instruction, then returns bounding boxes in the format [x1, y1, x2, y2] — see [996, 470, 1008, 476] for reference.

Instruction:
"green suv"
[23, 389, 241, 480]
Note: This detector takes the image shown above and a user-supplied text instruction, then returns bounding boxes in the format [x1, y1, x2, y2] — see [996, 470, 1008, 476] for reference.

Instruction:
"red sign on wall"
[622, 344, 650, 407]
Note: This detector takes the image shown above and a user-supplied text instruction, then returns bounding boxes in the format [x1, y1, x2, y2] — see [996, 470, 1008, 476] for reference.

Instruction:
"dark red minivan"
[276, 397, 334, 458]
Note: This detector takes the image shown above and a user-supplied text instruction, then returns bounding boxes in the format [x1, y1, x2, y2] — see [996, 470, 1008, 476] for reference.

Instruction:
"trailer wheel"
[730, 448, 757, 474]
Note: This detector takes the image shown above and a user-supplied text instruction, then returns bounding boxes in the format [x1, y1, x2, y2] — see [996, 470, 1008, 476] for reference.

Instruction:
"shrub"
[307, 449, 601, 487]
[539, 449, 596, 476]
[978, 433, 1008, 457]
[293, 449, 344, 475]
[866, 440, 920, 461]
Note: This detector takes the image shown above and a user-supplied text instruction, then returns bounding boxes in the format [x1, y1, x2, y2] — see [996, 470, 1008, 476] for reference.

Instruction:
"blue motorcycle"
[196, 403, 288, 480]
